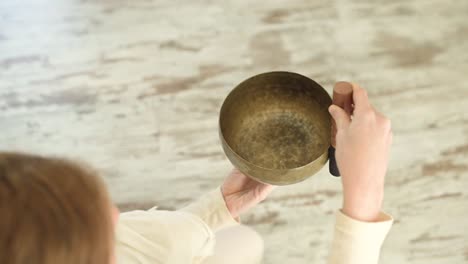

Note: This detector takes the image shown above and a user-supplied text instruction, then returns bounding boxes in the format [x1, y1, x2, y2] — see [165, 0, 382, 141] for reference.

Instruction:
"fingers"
[351, 83, 371, 114]
[263, 184, 277, 192]
[351, 85, 392, 135]
[256, 184, 276, 200]
[372, 106, 392, 134]
[388, 130, 393, 145]
[329, 105, 351, 131]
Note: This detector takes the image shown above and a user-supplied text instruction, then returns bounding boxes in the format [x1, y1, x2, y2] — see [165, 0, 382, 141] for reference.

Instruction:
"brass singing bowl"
[219, 71, 332, 185]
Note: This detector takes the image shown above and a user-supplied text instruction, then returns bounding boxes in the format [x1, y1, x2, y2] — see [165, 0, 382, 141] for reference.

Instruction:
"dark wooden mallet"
[329, 81, 353, 176]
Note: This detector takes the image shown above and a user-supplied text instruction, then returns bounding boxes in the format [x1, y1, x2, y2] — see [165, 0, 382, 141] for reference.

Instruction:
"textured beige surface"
[1, 0, 467, 263]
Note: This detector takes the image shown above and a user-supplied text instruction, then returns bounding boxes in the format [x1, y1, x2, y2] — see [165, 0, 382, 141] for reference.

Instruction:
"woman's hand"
[329, 83, 393, 222]
[221, 169, 275, 218]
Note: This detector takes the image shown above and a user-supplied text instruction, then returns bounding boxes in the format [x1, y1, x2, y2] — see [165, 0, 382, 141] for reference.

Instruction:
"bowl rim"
[218, 71, 332, 172]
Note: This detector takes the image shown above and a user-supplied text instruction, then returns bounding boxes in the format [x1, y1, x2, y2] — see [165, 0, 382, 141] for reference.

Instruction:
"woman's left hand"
[221, 169, 275, 218]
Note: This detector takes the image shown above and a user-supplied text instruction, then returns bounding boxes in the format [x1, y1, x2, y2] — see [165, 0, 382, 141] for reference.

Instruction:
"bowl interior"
[220, 72, 331, 170]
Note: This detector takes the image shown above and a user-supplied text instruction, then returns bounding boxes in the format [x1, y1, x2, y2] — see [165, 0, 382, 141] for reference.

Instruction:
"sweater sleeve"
[180, 187, 239, 232]
[116, 187, 238, 264]
[327, 210, 393, 264]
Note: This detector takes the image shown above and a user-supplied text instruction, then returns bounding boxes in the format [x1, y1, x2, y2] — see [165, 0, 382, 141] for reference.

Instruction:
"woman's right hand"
[328, 83, 393, 222]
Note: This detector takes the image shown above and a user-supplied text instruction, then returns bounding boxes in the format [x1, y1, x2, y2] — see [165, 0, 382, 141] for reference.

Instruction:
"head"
[0, 152, 118, 264]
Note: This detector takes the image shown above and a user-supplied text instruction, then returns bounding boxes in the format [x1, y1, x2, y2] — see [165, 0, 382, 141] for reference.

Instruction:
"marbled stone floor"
[1, 0, 467, 263]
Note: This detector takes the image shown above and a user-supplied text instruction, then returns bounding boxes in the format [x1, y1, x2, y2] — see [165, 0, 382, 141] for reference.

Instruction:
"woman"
[0, 84, 393, 264]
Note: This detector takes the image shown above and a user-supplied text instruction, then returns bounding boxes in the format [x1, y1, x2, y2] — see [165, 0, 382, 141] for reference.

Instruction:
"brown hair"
[0, 152, 113, 264]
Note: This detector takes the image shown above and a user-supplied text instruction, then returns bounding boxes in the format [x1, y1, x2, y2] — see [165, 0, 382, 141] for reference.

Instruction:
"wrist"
[220, 186, 239, 219]
[342, 192, 383, 222]
[342, 205, 380, 222]
[224, 197, 238, 218]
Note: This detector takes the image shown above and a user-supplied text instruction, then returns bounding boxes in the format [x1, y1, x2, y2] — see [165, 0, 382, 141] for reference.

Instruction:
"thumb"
[329, 105, 351, 130]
